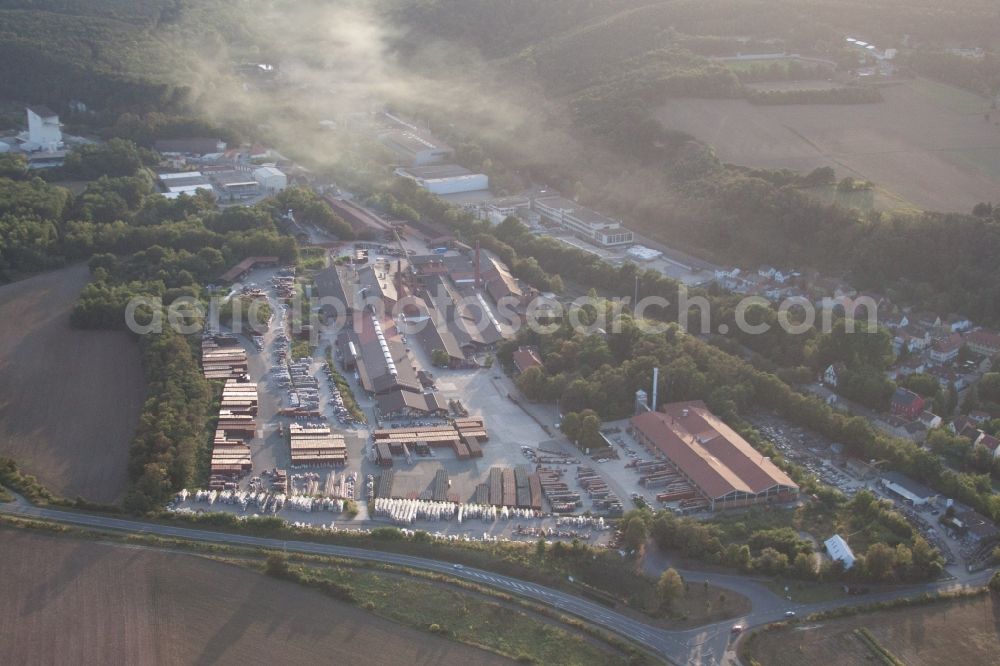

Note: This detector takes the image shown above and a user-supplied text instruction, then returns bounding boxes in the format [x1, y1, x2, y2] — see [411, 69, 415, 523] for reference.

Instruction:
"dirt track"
[0, 529, 512, 665]
[0, 264, 144, 503]
[656, 78, 1000, 213]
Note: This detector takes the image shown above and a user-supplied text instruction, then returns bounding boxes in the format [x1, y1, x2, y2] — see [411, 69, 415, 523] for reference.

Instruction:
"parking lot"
[749, 413, 867, 497]
[748, 411, 974, 574]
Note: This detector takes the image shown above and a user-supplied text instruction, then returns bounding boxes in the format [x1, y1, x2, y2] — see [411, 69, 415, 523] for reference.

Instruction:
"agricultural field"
[0, 264, 144, 503]
[742, 593, 1000, 666]
[0, 528, 513, 666]
[656, 77, 1000, 213]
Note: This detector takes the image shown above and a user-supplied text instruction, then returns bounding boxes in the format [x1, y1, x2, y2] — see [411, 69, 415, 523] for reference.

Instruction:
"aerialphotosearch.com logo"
[123, 286, 881, 342]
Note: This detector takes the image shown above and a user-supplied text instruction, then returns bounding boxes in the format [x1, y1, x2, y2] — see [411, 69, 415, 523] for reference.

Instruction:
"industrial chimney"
[651, 367, 659, 411]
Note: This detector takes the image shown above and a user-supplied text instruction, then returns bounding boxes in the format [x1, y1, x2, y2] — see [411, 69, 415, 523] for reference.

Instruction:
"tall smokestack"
[474, 239, 481, 289]
[651, 367, 659, 411]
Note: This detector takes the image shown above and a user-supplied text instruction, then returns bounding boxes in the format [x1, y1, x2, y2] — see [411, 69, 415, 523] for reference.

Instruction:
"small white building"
[824, 534, 855, 570]
[24, 106, 63, 152]
[396, 164, 488, 195]
[483, 196, 530, 224]
[253, 166, 287, 194]
[158, 171, 213, 197]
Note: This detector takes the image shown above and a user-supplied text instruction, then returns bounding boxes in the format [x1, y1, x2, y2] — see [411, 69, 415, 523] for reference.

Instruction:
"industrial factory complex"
[167, 109, 802, 542]
[631, 401, 800, 511]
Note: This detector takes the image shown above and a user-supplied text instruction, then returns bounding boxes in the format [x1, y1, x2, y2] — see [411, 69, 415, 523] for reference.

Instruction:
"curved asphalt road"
[2, 500, 995, 665]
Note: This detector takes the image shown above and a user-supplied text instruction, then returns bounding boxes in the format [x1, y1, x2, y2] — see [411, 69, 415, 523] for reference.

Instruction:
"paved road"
[1, 500, 994, 665]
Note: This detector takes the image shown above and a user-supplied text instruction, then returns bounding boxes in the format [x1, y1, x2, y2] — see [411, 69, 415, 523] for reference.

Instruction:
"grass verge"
[268, 557, 635, 665]
[764, 579, 848, 604]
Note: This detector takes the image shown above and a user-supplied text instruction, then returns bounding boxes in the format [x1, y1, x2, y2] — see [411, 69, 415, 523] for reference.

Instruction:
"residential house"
[894, 356, 925, 378]
[890, 388, 926, 419]
[894, 325, 932, 354]
[944, 315, 973, 333]
[737, 273, 769, 296]
[951, 416, 986, 443]
[969, 410, 992, 425]
[925, 365, 968, 391]
[918, 411, 942, 430]
[911, 311, 942, 329]
[929, 333, 963, 364]
[975, 432, 1000, 459]
[951, 415, 978, 435]
[823, 362, 847, 388]
[758, 265, 793, 284]
[965, 329, 1000, 359]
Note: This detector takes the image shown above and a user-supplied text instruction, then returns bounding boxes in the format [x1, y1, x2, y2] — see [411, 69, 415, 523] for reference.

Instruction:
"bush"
[989, 571, 1000, 593]
[0, 457, 55, 504]
[265, 553, 290, 578]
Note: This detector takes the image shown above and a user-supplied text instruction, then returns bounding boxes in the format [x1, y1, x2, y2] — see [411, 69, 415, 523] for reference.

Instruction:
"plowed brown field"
[0, 264, 144, 503]
[0, 529, 512, 665]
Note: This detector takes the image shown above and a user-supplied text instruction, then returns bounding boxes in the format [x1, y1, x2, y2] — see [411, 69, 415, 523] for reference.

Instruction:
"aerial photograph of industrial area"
[2, 1, 1000, 664]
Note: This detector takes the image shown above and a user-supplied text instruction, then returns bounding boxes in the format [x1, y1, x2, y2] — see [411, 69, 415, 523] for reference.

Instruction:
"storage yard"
[200, 334, 248, 380]
[170, 231, 623, 544]
[289, 423, 347, 466]
[0, 264, 144, 503]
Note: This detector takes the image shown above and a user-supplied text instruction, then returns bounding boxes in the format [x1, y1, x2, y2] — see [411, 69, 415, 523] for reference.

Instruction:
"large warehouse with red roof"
[631, 401, 799, 510]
